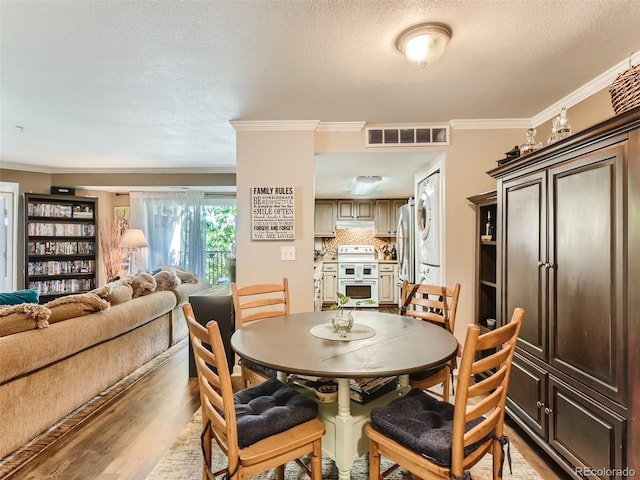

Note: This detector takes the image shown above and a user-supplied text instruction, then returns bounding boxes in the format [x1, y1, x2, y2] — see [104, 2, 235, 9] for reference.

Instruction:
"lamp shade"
[118, 229, 148, 248]
[351, 176, 382, 195]
[396, 22, 452, 67]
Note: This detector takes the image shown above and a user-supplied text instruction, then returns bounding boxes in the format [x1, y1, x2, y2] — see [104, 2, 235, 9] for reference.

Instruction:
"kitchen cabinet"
[314, 200, 336, 237]
[313, 265, 323, 311]
[378, 263, 396, 304]
[315, 198, 405, 237]
[489, 108, 640, 478]
[336, 200, 373, 221]
[374, 199, 405, 236]
[392, 264, 399, 305]
[24, 193, 98, 302]
[321, 262, 337, 304]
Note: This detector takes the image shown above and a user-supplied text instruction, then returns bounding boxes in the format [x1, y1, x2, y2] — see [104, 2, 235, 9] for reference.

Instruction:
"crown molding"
[449, 118, 533, 130]
[531, 51, 640, 127]
[229, 54, 640, 135]
[230, 120, 320, 131]
[316, 121, 366, 132]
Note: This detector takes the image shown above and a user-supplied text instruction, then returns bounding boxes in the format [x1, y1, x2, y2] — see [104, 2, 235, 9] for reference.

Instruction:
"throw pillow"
[105, 282, 134, 304]
[0, 303, 51, 336]
[90, 284, 112, 299]
[92, 278, 134, 305]
[154, 270, 182, 291]
[158, 264, 199, 283]
[131, 272, 157, 298]
[44, 293, 110, 324]
[0, 289, 39, 306]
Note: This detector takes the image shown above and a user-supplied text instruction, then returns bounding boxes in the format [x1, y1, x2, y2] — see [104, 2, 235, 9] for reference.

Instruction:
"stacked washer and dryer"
[415, 169, 442, 285]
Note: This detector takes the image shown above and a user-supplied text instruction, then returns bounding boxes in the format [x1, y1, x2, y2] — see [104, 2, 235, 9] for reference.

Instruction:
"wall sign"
[251, 186, 295, 240]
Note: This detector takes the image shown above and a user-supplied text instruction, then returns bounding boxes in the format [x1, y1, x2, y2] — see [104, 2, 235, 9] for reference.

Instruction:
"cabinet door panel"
[314, 200, 336, 237]
[506, 352, 547, 438]
[503, 172, 547, 359]
[356, 200, 374, 220]
[337, 200, 355, 220]
[374, 200, 391, 235]
[549, 376, 625, 478]
[549, 145, 625, 400]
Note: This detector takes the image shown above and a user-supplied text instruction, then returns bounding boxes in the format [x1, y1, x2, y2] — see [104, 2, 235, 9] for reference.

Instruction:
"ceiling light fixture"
[351, 176, 382, 195]
[395, 22, 452, 67]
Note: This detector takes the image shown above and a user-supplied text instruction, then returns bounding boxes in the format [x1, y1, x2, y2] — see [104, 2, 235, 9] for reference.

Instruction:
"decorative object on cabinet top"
[546, 107, 572, 145]
[609, 59, 640, 114]
[497, 145, 521, 166]
[519, 127, 543, 156]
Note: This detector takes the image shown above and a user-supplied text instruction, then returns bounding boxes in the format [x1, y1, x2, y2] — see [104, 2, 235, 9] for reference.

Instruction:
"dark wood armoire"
[489, 106, 640, 479]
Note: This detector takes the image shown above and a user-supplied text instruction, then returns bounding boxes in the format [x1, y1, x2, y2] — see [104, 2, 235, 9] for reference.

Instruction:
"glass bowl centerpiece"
[330, 292, 375, 337]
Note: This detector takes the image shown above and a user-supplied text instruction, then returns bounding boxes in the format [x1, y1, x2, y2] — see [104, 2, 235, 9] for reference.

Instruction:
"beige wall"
[0, 170, 233, 289]
[2, 87, 617, 344]
[536, 89, 616, 143]
[234, 90, 615, 341]
[234, 129, 316, 314]
[310, 127, 521, 340]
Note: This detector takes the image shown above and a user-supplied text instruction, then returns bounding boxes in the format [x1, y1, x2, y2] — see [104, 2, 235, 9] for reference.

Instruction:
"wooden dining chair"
[183, 303, 325, 480]
[400, 280, 461, 402]
[366, 307, 524, 480]
[231, 278, 290, 387]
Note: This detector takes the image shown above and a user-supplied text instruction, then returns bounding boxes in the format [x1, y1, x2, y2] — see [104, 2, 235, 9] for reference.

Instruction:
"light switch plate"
[281, 246, 296, 261]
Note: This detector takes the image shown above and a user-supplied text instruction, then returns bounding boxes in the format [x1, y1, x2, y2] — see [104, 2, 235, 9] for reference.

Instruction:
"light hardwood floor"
[5, 341, 568, 480]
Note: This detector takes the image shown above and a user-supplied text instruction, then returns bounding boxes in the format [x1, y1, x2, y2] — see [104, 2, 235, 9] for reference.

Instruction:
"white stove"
[337, 244, 376, 262]
[337, 245, 378, 307]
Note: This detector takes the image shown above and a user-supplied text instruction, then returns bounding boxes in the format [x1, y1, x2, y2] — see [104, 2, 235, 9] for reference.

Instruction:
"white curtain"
[129, 191, 206, 277]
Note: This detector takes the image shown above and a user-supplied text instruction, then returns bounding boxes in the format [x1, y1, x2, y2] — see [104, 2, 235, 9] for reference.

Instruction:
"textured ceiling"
[1, 0, 640, 195]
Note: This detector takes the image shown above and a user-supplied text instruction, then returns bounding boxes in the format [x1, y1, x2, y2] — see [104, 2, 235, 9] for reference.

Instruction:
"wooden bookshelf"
[24, 193, 98, 302]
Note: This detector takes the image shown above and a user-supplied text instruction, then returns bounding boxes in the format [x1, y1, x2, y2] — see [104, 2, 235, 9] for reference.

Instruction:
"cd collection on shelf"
[288, 374, 399, 404]
[349, 376, 398, 404]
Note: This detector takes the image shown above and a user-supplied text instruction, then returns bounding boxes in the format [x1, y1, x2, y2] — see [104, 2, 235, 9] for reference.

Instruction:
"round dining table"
[230, 309, 458, 480]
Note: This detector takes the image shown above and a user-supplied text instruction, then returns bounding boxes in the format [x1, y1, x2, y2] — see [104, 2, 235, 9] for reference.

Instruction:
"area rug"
[146, 409, 543, 480]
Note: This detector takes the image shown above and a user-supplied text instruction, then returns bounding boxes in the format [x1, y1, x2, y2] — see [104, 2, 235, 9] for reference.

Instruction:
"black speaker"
[50, 186, 75, 195]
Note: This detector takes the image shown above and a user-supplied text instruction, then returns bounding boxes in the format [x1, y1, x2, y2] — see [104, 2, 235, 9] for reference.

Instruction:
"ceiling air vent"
[365, 126, 449, 147]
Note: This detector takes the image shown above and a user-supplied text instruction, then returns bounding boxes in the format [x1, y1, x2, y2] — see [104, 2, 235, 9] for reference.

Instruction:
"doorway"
[0, 182, 19, 292]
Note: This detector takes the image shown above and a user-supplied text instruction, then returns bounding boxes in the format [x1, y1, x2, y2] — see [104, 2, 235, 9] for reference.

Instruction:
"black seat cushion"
[241, 358, 278, 378]
[409, 363, 448, 381]
[370, 388, 490, 466]
[233, 377, 318, 447]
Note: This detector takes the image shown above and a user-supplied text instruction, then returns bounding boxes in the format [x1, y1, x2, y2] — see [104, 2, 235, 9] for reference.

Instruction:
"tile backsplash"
[320, 228, 395, 259]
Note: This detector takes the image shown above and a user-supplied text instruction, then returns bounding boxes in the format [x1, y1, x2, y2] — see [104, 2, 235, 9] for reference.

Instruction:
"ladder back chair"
[400, 280, 461, 401]
[366, 307, 525, 480]
[183, 303, 325, 480]
[231, 278, 290, 387]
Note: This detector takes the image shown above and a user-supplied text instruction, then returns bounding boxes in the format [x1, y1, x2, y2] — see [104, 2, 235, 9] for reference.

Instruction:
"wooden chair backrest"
[183, 303, 240, 473]
[401, 280, 461, 333]
[450, 307, 524, 477]
[231, 278, 290, 328]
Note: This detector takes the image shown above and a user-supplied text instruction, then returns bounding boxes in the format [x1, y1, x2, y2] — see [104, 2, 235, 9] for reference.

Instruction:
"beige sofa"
[0, 272, 210, 461]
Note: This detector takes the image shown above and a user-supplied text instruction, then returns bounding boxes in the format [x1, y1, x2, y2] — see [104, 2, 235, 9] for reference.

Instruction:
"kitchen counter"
[315, 258, 397, 265]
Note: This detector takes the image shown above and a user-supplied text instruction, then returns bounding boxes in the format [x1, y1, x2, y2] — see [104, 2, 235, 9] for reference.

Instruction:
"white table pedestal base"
[315, 374, 409, 479]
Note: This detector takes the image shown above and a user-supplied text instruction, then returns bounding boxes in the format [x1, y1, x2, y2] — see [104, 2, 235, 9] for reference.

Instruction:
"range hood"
[335, 220, 375, 229]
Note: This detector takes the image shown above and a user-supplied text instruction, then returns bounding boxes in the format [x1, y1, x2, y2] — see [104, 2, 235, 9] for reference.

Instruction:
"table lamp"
[118, 228, 148, 275]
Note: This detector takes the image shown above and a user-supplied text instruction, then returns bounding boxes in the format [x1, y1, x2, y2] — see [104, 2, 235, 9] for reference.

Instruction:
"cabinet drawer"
[322, 263, 337, 272]
[378, 264, 394, 272]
